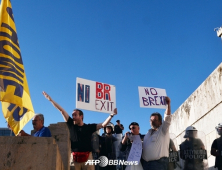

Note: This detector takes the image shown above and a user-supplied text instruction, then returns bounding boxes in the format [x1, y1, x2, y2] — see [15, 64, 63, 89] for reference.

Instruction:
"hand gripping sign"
[138, 86, 167, 109]
[76, 77, 116, 114]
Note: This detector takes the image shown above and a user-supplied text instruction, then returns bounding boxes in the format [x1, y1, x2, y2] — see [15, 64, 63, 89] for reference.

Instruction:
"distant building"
[0, 128, 15, 136]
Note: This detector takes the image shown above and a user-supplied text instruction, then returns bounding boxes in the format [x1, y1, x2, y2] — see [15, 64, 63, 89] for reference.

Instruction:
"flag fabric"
[0, 0, 34, 135]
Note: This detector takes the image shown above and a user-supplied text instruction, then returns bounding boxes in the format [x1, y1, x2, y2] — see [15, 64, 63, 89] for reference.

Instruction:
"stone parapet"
[0, 136, 64, 170]
[48, 122, 71, 170]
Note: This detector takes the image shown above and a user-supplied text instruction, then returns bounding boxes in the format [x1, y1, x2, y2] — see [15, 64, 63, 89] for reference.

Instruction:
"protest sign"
[125, 135, 143, 170]
[76, 77, 116, 114]
[138, 86, 167, 109]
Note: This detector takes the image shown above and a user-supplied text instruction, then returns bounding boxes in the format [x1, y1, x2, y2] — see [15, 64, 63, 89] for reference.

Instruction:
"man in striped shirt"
[141, 97, 171, 170]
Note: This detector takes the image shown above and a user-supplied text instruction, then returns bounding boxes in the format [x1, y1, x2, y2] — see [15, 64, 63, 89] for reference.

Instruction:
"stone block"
[0, 136, 64, 170]
[49, 122, 71, 170]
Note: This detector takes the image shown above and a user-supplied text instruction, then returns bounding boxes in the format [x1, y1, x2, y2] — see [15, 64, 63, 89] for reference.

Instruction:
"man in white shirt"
[141, 97, 171, 170]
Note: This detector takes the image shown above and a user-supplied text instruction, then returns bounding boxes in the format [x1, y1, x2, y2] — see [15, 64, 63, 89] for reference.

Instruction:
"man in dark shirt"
[43, 91, 117, 170]
[211, 123, 222, 170]
[114, 120, 124, 134]
[114, 120, 124, 163]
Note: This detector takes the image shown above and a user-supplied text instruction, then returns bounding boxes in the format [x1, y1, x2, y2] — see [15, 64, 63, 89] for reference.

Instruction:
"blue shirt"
[33, 126, 51, 137]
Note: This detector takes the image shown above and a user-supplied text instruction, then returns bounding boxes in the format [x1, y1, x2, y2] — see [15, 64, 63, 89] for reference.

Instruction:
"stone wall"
[0, 122, 71, 170]
[48, 122, 71, 170]
[0, 137, 64, 170]
[169, 62, 222, 170]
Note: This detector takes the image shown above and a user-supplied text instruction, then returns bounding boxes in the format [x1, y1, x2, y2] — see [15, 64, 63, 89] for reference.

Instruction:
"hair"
[35, 113, 44, 125]
[128, 122, 139, 130]
[74, 109, 84, 120]
[150, 112, 162, 123]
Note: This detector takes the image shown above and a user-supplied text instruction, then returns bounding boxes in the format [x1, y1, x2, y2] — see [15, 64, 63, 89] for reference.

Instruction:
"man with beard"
[19, 114, 51, 137]
[141, 96, 171, 170]
[211, 123, 222, 170]
[42, 91, 117, 170]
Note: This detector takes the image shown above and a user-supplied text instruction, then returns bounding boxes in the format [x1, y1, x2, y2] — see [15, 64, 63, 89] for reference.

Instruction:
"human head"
[32, 114, 44, 131]
[129, 122, 140, 135]
[184, 126, 197, 138]
[215, 123, 222, 136]
[104, 122, 114, 134]
[116, 120, 120, 124]
[72, 109, 84, 124]
[150, 112, 162, 129]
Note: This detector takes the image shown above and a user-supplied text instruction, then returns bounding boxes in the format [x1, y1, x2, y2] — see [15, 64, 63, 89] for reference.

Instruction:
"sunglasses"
[130, 127, 136, 130]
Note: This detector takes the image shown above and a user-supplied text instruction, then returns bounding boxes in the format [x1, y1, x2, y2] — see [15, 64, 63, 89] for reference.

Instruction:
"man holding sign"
[120, 122, 144, 170]
[42, 91, 117, 170]
[141, 96, 171, 170]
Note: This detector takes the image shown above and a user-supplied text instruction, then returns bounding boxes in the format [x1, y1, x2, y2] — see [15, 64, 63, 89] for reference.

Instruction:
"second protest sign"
[138, 86, 167, 109]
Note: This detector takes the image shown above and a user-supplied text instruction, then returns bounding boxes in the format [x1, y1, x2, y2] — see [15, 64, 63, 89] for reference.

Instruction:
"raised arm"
[165, 96, 171, 115]
[42, 91, 69, 122]
[162, 96, 171, 134]
[96, 108, 117, 130]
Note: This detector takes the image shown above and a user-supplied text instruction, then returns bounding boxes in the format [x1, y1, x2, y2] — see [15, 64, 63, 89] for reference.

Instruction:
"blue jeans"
[141, 157, 169, 170]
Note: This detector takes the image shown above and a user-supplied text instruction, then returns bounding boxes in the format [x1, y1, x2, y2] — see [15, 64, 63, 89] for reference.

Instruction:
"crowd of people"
[16, 92, 222, 170]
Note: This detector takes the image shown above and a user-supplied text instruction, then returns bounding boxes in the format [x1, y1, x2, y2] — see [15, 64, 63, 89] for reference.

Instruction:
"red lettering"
[96, 82, 103, 99]
[104, 84, 111, 100]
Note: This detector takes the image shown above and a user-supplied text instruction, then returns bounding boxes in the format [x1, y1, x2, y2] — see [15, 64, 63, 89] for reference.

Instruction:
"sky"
[0, 0, 222, 135]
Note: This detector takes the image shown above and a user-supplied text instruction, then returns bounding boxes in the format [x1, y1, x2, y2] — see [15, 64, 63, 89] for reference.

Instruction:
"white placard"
[76, 77, 116, 114]
[138, 86, 167, 109]
[125, 135, 143, 170]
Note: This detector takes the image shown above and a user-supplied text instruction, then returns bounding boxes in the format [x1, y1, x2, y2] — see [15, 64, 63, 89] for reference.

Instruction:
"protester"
[114, 120, 124, 135]
[91, 130, 101, 170]
[141, 96, 171, 170]
[114, 119, 124, 164]
[42, 91, 117, 170]
[120, 122, 144, 170]
[180, 126, 206, 170]
[211, 123, 222, 170]
[19, 114, 51, 137]
[100, 122, 116, 170]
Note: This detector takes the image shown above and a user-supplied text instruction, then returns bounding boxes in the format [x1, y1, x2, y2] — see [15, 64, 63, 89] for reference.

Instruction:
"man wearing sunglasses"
[120, 122, 144, 169]
[19, 114, 51, 137]
[141, 96, 171, 170]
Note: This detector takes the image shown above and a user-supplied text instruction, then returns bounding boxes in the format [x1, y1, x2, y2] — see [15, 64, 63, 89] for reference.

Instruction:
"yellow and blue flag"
[0, 0, 34, 135]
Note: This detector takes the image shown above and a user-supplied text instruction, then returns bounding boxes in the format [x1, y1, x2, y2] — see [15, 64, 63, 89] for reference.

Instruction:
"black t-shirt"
[114, 124, 123, 134]
[212, 138, 219, 149]
[67, 117, 97, 152]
